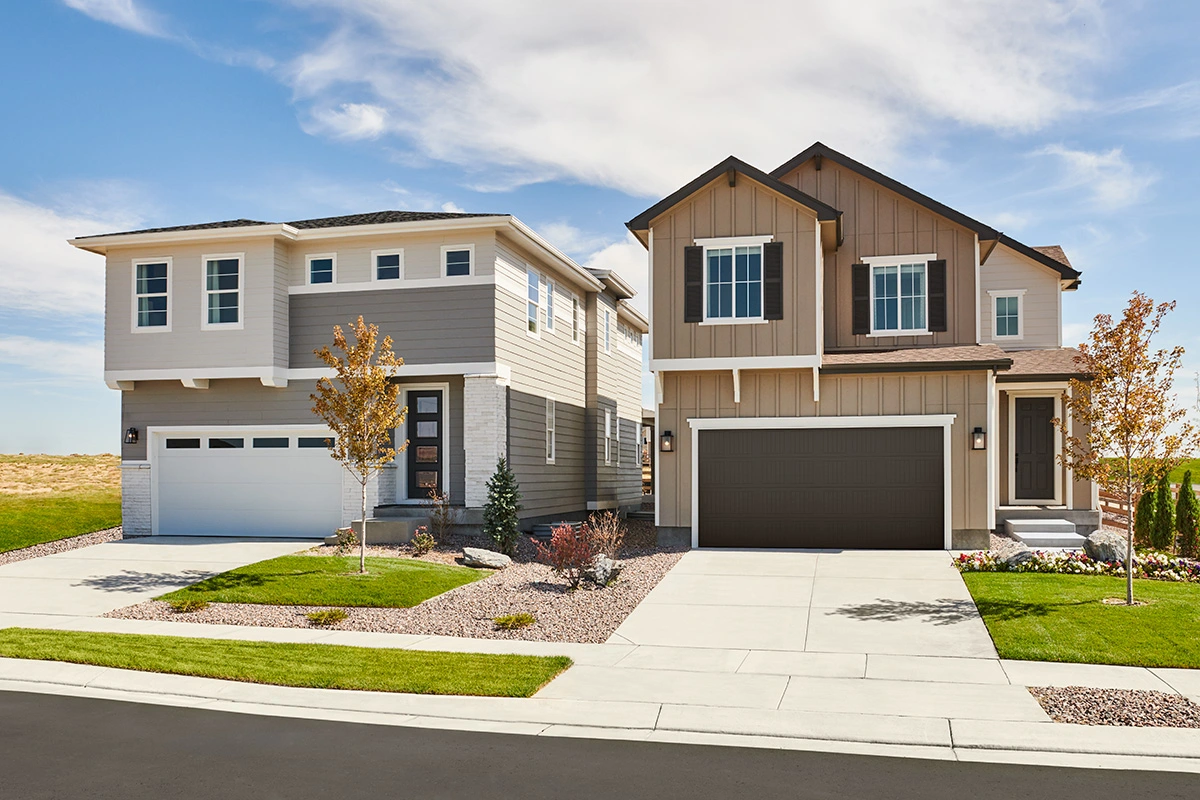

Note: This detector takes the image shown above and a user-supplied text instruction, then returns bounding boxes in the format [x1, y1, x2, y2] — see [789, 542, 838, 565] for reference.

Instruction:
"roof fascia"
[996, 234, 1081, 283]
[68, 224, 296, 255]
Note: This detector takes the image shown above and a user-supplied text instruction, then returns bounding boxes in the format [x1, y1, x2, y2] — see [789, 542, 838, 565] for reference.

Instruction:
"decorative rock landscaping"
[0, 526, 123, 567]
[1029, 686, 1200, 728]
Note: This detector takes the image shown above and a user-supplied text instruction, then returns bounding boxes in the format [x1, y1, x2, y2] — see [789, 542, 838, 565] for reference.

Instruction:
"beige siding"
[649, 175, 821, 361]
[777, 161, 979, 350]
[657, 369, 991, 536]
[998, 387, 1094, 511]
[980, 244, 1062, 349]
[287, 231, 497, 286]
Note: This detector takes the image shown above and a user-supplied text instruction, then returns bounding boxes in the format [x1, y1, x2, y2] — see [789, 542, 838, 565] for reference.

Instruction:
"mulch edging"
[0, 527, 124, 567]
[1029, 686, 1200, 728]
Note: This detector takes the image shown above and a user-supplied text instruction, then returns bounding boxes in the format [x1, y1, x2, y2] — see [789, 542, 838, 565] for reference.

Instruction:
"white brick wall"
[464, 374, 509, 508]
[120, 462, 152, 536]
[340, 464, 395, 527]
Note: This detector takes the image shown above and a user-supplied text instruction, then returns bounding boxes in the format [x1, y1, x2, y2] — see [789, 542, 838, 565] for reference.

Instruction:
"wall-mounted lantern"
[660, 430, 674, 452]
[971, 427, 987, 451]
[124, 427, 139, 445]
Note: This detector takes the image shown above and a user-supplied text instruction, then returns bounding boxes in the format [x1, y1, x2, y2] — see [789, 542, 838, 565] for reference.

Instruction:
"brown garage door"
[697, 427, 943, 549]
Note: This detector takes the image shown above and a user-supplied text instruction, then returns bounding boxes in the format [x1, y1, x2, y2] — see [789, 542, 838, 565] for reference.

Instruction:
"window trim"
[526, 266, 542, 338]
[571, 296, 582, 344]
[545, 397, 556, 464]
[699, 240, 768, 324]
[200, 252, 245, 330]
[305, 253, 337, 286]
[603, 308, 612, 354]
[545, 278, 555, 333]
[441, 244, 474, 278]
[604, 409, 612, 465]
[864, 253, 937, 337]
[371, 249, 404, 282]
[131, 257, 172, 333]
[615, 412, 621, 467]
[988, 289, 1026, 341]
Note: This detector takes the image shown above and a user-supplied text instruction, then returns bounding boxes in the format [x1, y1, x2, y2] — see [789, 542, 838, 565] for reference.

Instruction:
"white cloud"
[440, 201, 466, 213]
[0, 336, 104, 383]
[584, 234, 649, 316]
[305, 102, 389, 140]
[1035, 145, 1157, 210]
[534, 222, 613, 258]
[279, 0, 1107, 196]
[63, 0, 164, 37]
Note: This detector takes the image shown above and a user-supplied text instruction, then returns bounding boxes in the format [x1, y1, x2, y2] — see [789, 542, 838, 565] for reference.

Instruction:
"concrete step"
[1010, 531, 1088, 549]
[322, 517, 429, 545]
[531, 521, 586, 540]
[1005, 518, 1085, 549]
[373, 505, 438, 518]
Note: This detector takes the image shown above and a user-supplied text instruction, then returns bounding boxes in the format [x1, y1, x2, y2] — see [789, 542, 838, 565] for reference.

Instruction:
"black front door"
[1015, 397, 1055, 501]
[406, 390, 443, 500]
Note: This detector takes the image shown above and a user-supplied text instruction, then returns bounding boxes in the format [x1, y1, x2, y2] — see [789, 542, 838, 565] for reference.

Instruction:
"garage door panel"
[698, 427, 943, 549]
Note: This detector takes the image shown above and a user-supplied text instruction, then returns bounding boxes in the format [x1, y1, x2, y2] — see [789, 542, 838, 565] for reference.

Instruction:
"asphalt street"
[0, 691, 1194, 799]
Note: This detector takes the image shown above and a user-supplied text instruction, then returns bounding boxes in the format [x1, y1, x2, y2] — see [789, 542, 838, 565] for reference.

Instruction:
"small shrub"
[533, 523, 597, 589]
[425, 489, 461, 541]
[586, 511, 626, 559]
[1177, 470, 1200, 559]
[493, 612, 536, 630]
[331, 526, 358, 555]
[1152, 472, 1176, 551]
[168, 598, 209, 614]
[483, 458, 523, 556]
[306, 608, 348, 626]
[410, 525, 435, 556]
[1134, 486, 1156, 546]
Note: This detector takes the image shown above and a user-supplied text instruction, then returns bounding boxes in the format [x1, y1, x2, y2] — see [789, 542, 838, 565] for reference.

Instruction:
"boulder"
[1004, 549, 1035, 568]
[1084, 530, 1134, 564]
[589, 555, 620, 586]
[462, 547, 511, 569]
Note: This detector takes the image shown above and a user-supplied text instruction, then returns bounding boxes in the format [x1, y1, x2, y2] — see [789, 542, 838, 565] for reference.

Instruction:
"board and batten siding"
[980, 244, 1062, 349]
[656, 369, 991, 536]
[649, 175, 821, 362]
[776, 160, 979, 350]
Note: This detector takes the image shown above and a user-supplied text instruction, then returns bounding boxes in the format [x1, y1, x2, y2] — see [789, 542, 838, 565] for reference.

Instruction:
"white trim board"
[650, 355, 821, 372]
[1005, 389, 1064, 506]
[687, 414, 957, 550]
[288, 274, 494, 295]
[395, 383, 451, 504]
[105, 361, 512, 389]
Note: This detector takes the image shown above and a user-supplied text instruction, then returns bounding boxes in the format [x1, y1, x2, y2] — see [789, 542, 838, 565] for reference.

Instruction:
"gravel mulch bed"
[989, 532, 1026, 559]
[106, 534, 686, 644]
[1029, 686, 1200, 728]
[0, 527, 124, 566]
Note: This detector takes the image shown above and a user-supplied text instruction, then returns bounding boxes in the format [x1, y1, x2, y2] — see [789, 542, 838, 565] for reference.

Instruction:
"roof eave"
[68, 223, 297, 255]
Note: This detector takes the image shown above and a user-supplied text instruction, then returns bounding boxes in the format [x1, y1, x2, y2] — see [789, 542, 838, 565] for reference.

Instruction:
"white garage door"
[155, 429, 344, 538]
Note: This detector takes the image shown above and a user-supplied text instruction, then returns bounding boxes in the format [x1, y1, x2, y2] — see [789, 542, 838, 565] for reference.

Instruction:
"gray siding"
[289, 285, 497, 369]
[509, 389, 587, 517]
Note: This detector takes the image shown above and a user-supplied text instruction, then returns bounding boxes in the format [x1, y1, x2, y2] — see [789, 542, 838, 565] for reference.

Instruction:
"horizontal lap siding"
[595, 293, 644, 508]
[509, 390, 585, 516]
[980, 245, 1062, 348]
[287, 232, 497, 285]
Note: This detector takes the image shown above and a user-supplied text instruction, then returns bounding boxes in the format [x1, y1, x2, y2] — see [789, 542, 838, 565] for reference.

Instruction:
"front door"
[1014, 397, 1056, 502]
[406, 390, 443, 500]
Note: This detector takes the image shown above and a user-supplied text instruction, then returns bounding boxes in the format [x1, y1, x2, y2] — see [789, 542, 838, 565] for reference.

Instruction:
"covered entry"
[693, 417, 951, 549]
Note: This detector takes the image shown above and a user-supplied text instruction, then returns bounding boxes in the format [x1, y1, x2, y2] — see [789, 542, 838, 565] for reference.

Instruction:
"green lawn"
[0, 628, 570, 696]
[1170, 458, 1200, 485]
[159, 554, 486, 608]
[962, 572, 1200, 668]
[0, 454, 121, 553]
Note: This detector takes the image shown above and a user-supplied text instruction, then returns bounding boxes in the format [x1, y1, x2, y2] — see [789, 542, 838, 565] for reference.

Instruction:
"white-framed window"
[545, 279, 555, 333]
[705, 244, 763, 321]
[201, 253, 244, 329]
[866, 254, 934, 335]
[571, 296, 581, 343]
[372, 249, 403, 281]
[526, 267, 541, 336]
[306, 253, 336, 285]
[604, 409, 612, 465]
[615, 413, 621, 466]
[603, 308, 611, 354]
[442, 244, 474, 277]
[132, 257, 170, 332]
[989, 289, 1025, 340]
[545, 398, 556, 463]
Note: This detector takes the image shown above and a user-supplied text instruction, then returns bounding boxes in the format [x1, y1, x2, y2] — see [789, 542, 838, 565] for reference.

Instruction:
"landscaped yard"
[158, 554, 486, 608]
[0, 454, 121, 553]
[0, 628, 570, 696]
[963, 572, 1200, 668]
[1169, 457, 1200, 484]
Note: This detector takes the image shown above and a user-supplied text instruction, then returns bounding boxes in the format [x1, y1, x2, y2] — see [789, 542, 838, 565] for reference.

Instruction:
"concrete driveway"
[609, 549, 997, 659]
[0, 537, 312, 619]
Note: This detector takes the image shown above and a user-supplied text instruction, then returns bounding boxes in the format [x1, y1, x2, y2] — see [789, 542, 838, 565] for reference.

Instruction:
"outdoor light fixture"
[660, 430, 674, 452]
[971, 427, 987, 450]
[124, 427, 139, 445]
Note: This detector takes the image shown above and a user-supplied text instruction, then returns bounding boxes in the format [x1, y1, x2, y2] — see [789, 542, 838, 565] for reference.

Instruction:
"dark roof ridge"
[74, 210, 505, 240]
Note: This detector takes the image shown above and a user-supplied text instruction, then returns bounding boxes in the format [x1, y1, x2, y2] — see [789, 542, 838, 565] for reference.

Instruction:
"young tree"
[1177, 470, 1200, 559]
[1133, 484, 1156, 546]
[1151, 472, 1176, 551]
[482, 457, 522, 556]
[310, 317, 405, 574]
[1058, 292, 1197, 604]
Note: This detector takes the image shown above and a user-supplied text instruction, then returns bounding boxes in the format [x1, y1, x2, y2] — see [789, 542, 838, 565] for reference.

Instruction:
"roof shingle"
[75, 210, 501, 240]
[821, 344, 1012, 372]
[1000, 348, 1089, 380]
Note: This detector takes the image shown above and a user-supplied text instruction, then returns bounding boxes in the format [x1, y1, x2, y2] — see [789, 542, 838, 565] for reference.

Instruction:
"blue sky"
[2, 0, 1199, 455]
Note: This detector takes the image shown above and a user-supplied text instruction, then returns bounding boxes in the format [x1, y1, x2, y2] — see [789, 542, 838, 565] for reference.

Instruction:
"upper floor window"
[545, 279, 555, 333]
[572, 296, 581, 343]
[706, 245, 762, 320]
[133, 258, 170, 330]
[203, 254, 243, 328]
[307, 254, 335, 285]
[373, 250, 402, 281]
[442, 245, 473, 277]
[990, 290, 1025, 340]
[526, 268, 541, 336]
[603, 308, 612, 353]
[863, 254, 939, 335]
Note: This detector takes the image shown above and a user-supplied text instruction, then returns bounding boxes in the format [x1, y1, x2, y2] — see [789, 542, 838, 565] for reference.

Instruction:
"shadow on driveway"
[73, 570, 218, 593]
[826, 598, 983, 627]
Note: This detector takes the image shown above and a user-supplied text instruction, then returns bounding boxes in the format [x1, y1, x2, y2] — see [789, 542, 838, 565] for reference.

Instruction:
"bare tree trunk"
[1125, 461, 1134, 605]
[360, 477, 367, 574]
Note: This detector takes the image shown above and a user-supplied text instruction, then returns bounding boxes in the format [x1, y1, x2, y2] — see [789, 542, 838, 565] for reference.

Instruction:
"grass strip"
[0, 492, 121, 553]
[0, 628, 571, 697]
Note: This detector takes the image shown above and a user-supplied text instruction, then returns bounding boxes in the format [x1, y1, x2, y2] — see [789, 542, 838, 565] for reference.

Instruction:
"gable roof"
[997, 234, 1081, 286]
[626, 156, 841, 237]
[73, 210, 498, 240]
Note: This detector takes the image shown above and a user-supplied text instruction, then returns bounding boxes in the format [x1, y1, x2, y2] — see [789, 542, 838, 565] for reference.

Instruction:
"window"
[545, 398, 556, 463]
[442, 245, 473, 277]
[298, 436, 334, 448]
[133, 259, 170, 330]
[373, 250, 402, 281]
[208, 437, 244, 449]
[571, 296, 581, 343]
[545, 279, 555, 332]
[619, 322, 641, 348]
[165, 438, 200, 449]
[604, 409, 612, 465]
[526, 268, 541, 336]
[705, 245, 763, 320]
[252, 437, 289, 448]
[307, 254, 335, 285]
[615, 413, 621, 466]
[203, 254, 243, 327]
[989, 290, 1025, 340]
[603, 309, 611, 353]
[871, 260, 927, 333]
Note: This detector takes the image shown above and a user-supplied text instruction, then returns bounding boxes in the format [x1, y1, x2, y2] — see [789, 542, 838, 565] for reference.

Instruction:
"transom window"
[872, 261, 926, 333]
[374, 251, 402, 280]
[203, 255, 242, 327]
[307, 254, 334, 285]
[134, 259, 169, 329]
[527, 268, 541, 336]
[443, 246, 472, 277]
[706, 245, 762, 320]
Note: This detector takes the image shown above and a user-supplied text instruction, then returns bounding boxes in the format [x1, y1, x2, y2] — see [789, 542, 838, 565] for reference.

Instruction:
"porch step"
[352, 517, 429, 544]
[531, 521, 586, 540]
[1005, 518, 1086, 549]
[374, 504, 438, 518]
[628, 510, 655, 522]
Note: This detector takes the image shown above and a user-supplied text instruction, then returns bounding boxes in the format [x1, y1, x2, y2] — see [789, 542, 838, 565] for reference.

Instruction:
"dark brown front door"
[406, 390, 442, 500]
[697, 427, 943, 549]
[1014, 397, 1055, 501]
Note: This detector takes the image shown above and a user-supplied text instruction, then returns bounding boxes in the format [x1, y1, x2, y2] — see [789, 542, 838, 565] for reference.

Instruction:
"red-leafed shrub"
[533, 524, 597, 589]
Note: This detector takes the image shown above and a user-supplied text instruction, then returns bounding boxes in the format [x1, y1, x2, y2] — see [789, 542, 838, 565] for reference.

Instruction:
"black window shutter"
[851, 263, 870, 335]
[927, 259, 948, 332]
[763, 241, 783, 320]
[684, 246, 703, 323]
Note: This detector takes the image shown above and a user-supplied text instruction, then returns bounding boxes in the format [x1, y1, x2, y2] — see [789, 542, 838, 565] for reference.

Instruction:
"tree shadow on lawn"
[828, 597, 1094, 626]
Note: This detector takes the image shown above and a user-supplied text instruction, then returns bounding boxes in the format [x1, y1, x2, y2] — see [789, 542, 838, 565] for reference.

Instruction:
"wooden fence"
[1099, 484, 1200, 518]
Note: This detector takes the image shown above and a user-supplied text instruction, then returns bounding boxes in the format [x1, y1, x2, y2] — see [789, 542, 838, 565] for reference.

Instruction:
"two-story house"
[70, 211, 647, 538]
[628, 143, 1099, 550]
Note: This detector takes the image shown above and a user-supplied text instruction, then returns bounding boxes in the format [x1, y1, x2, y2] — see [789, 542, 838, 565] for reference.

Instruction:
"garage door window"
[298, 436, 335, 448]
[253, 437, 289, 448]
[164, 438, 200, 449]
[208, 437, 244, 449]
